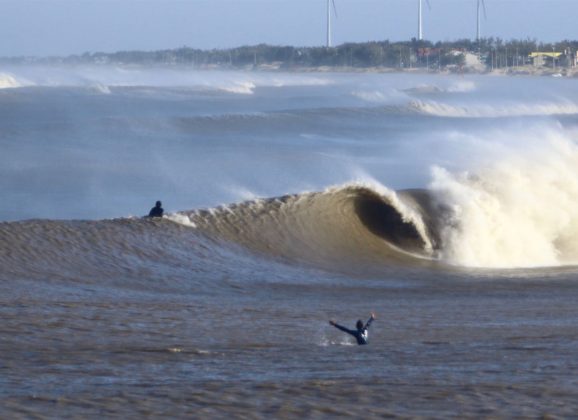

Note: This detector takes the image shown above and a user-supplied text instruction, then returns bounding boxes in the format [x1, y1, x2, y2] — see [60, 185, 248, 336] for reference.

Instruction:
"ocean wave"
[174, 148, 578, 270]
[411, 99, 578, 118]
[401, 81, 476, 96]
[173, 183, 439, 271]
[219, 81, 256, 95]
[446, 80, 477, 93]
[2, 130, 578, 273]
[0, 66, 333, 93]
[429, 132, 578, 268]
[351, 89, 401, 103]
[90, 83, 112, 94]
[2, 167, 578, 278]
[177, 128, 578, 270]
[0, 72, 26, 89]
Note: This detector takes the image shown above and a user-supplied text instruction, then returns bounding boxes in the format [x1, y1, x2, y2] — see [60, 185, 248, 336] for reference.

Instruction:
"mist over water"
[3, 66, 578, 268]
[2, 66, 578, 417]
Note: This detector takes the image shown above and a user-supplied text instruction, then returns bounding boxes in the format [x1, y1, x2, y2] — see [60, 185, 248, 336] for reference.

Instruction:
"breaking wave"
[411, 99, 578, 118]
[0, 72, 27, 89]
[0, 66, 332, 93]
[352, 80, 476, 103]
[172, 184, 440, 271]
[2, 162, 578, 280]
[429, 132, 578, 268]
[168, 129, 578, 270]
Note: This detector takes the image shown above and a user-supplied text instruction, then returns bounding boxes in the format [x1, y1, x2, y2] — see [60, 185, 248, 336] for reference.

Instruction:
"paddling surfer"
[329, 313, 376, 345]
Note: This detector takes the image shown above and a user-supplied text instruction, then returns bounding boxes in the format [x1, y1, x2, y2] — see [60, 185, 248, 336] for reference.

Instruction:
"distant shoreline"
[265, 65, 576, 77]
[2, 38, 577, 77]
[2, 62, 576, 79]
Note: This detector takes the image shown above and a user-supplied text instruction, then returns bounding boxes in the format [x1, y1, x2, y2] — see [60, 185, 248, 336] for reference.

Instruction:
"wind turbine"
[326, 0, 338, 48]
[476, 0, 488, 43]
[417, 0, 431, 41]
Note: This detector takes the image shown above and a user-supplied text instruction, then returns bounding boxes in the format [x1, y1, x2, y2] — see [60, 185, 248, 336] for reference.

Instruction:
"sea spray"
[430, 128, 578, 268]
[0, 73, 27, 89]
[412, 99, 578, 118]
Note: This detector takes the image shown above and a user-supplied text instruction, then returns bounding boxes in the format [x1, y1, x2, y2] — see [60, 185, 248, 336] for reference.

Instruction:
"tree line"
[3, 38, 578, 70]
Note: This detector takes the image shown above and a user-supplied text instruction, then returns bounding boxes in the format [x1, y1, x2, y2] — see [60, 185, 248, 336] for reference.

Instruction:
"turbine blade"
[332, 0, 338, 18]
[482, 0, 487, 20]
[426, 0, 431, 11]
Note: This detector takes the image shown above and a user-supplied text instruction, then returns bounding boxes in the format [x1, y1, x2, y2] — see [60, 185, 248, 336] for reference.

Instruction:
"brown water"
[2, 218, 578, 418]
[3, 70, 578, 418]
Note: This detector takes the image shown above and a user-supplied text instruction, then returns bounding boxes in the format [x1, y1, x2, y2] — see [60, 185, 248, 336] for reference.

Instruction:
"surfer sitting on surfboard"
[148, 201, 164, 218]
[329, 313, 376, 345]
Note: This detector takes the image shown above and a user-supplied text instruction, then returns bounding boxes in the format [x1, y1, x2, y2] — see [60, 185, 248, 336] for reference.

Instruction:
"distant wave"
[446, 80, 477, 93]
[411, 99, 578, 118]
[403, 80, 476, 95]
[351, 89, 401, 103]
[353, 81, 476, 103]
[90, 83, 112, 94]
[0, 66, 333, 93]
[219, 81, 256, 95]
[0, 73, 26, 89]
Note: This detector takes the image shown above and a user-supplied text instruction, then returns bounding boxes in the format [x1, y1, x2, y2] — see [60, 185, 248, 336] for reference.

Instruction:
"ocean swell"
[411, 99, 578, 118]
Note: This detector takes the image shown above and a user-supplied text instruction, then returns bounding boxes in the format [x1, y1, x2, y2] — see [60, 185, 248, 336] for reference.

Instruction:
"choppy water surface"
[2, 67, 578, 417]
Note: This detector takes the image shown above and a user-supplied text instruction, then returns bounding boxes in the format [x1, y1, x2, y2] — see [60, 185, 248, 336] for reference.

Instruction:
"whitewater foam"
[220, 81, 256, 95]
[446, 80, 476, 93]
[166, 213, 197, 228]
[0, 73, 24, 89]
[430, 127, 578, 268]
[0, 66, 336, 94]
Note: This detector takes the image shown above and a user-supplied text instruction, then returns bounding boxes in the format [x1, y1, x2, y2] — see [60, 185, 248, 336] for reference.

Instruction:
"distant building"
[529, 52, 563, 67]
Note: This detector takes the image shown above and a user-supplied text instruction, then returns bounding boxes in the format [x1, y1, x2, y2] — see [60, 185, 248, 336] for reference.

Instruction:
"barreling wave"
[0, 185, 441, 284]
[172, 184, 441, 272]
[178, 128, 578, 271]
[2, 173, 578, 281]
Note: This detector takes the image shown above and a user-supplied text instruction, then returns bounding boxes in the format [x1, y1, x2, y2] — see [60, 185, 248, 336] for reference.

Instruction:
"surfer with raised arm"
[329, 313, 376, 345]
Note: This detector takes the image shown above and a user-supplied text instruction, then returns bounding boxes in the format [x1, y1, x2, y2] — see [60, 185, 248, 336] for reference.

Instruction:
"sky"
[1, 0, 577, 57]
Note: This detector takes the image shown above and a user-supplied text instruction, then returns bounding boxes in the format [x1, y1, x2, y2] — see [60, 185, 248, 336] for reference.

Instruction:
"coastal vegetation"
[2, 38, 577, 73]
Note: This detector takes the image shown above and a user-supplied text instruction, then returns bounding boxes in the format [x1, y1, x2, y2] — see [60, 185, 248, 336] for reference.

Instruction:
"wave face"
[0, 185, 440, 283]
[0, 187, 436, 285]
[0, 217, 252, 290]
[172, 184, 439, 271]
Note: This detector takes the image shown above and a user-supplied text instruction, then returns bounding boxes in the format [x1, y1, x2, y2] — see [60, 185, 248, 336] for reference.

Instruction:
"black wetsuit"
[332, 316, 374, 345]
[148, 205, 164, 218]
